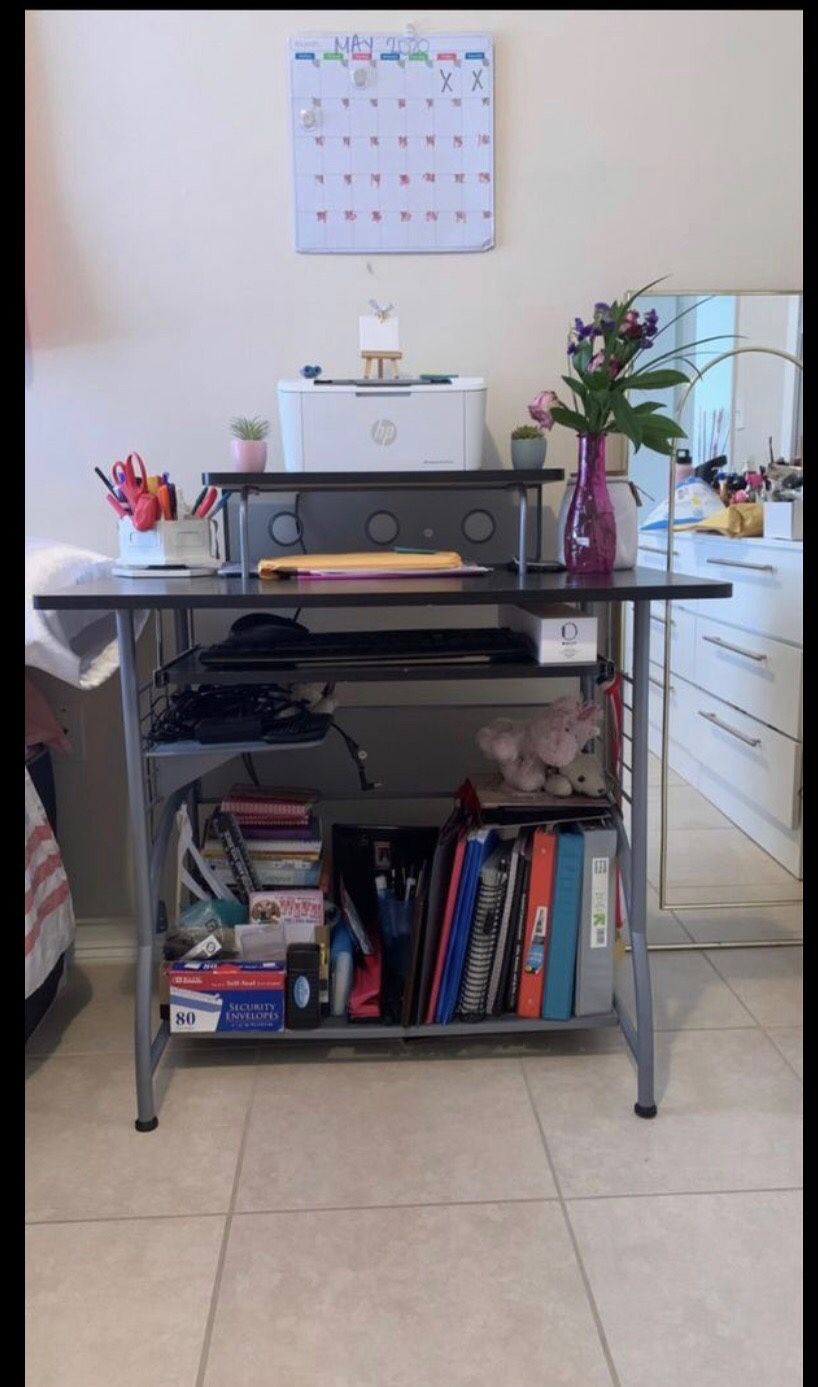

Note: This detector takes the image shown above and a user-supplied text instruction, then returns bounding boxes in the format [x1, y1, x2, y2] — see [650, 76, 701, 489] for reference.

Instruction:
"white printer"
[277, 377, 486, 472]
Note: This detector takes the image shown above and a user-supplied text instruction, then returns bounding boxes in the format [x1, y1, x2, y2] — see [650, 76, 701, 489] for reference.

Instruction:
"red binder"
[424, 833, 467, 1024]
[516, 828, 557, 1018]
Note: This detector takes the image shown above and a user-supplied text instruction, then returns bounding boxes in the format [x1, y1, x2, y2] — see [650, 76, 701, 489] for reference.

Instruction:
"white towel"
[25, 537, 146, 689]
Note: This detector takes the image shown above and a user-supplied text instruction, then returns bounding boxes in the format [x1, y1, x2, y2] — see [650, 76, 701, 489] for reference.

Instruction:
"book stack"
[390, 807, 618, 1027]
[203, 785, 322, 890]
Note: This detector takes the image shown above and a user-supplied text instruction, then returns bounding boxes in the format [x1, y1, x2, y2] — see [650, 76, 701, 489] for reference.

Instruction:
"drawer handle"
[702, 633, 767, 663]
[649, 675, 675, 692]
[650, 614, 676, 627]
[698, 710, 761, 747]
[705, 558, 776, 574]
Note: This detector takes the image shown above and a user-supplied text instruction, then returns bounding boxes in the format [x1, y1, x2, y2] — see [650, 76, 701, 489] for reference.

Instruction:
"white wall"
[26, 8, 802, 550]
[25, 9, 803, 922]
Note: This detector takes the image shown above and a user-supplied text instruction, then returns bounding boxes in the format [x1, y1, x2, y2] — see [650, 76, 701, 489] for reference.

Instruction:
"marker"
[209, 490, 233, 518]
[94, 466, 120, 500]
[191, 487, 208, 514]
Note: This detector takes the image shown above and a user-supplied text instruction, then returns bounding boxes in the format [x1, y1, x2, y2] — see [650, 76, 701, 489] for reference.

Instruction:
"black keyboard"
[199, 626, 532, 670]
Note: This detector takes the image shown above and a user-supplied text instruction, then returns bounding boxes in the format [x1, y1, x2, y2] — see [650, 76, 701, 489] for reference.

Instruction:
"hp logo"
[371, 418, 397, 446]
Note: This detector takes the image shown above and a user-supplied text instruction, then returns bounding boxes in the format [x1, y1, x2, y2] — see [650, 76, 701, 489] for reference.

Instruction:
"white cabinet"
[633, 533, 803, 878]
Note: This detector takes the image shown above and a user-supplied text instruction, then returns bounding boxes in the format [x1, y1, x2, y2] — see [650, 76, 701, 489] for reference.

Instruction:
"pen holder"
[117, 517, 219, 568]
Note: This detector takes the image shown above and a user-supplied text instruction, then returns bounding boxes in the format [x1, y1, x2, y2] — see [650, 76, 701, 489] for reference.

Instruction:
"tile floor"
[26, 765, 802, 1387]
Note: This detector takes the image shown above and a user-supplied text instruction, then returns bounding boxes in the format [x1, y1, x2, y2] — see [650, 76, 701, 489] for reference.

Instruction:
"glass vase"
[563, 434, 617, 575]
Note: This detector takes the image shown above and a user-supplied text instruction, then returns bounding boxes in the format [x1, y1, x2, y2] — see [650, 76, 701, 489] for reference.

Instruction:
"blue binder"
[542, 829, 584, 1020]
[435, 828, 496, 1024]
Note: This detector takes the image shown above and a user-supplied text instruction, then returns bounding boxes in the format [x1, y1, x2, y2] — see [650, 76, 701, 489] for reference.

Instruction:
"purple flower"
[573, 317, 596, 341]
[594, 302, 611, 313]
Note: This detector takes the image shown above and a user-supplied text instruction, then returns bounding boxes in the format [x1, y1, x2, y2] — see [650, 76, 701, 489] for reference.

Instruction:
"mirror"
[623, 292, 803, 919]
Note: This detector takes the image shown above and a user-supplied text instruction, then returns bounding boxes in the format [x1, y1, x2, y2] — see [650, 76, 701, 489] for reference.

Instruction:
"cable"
[242, 752, 260, 786]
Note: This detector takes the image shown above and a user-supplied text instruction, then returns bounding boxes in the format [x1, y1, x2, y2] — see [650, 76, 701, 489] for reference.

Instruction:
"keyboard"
[199, 626, 532, 670]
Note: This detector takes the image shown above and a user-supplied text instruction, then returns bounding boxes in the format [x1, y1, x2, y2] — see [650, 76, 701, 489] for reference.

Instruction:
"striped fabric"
[25, 769, 74, 999]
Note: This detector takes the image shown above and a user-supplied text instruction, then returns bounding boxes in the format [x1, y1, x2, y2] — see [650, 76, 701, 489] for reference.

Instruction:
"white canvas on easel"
[359, 315, 400, 352]
[289, 31, 495, 254]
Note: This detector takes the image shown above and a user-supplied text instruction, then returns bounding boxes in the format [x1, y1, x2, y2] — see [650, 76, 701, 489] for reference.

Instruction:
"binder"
[516, 828, 557, 1018]
[505, 833, 532, 1013]
[573, 822, 618, 1016]
[401, 862, 430, 1027]
[416, 806, 466, 1024]
[424, 832, 468, 1024]
[457, 845, 510, 1020]
[542, 829, 584, 1020]
[436, 828, 496, 1024]
[485, 834, 522, 1015]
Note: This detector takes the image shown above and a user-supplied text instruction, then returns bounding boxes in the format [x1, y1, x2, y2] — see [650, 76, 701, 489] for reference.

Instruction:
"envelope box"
[165, 961, 286, 1033]
[498, 604, 598, 664]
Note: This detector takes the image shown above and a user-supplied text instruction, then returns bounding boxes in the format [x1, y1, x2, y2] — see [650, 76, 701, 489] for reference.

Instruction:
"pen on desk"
[209, 490, 233, 518]
[191, 487, 207, 515]
[94, 466, 120, 501]
[105, 493, 129, 519]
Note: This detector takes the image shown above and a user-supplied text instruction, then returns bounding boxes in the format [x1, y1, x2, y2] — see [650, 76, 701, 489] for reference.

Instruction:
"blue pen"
[210, 490, 234, 517]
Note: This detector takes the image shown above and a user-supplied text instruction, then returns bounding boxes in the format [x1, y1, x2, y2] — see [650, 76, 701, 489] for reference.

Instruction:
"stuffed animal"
[476, 697, 603, 794]
[545, 751, 607, 798]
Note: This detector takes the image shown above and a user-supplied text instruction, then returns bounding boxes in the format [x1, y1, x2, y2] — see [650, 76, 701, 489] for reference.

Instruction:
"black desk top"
[202, 469, 564, 491]
[33, 567, 732, 611]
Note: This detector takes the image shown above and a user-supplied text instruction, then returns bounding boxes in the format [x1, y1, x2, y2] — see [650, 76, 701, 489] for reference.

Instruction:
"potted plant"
[529, 279, 732, 574]
[230, 416, 269, 473]
[511, 424, 547, 470]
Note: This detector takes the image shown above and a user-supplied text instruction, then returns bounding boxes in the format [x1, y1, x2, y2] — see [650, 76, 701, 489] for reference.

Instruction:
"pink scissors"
[111, 453, 160, 531]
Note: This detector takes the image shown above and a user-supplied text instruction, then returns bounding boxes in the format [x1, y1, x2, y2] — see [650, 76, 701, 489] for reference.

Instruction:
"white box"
[277, 377, 486, 472]
[117, 518, 219, 569]
[499, 604, 598, 665]
[763, 498, 803, 541]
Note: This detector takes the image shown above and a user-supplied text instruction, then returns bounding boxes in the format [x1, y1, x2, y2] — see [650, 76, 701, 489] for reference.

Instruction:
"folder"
[504, 832, 532, 1013]
[573, 823, 618, 1016]
[485, 834, 523, 1016]
[542, 829, 584, 1020]
[416, 806, 466, 1024]
[457, 844, 510, 1020]
[516, 828, 557, 1018]
[424, 832, 468, 1024]
[436, 828, 496, 1024]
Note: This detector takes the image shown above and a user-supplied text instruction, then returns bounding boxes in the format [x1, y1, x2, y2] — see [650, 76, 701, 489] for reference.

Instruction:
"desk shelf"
[202, 469, 565, 492]
[171, 1012, 619, 1042]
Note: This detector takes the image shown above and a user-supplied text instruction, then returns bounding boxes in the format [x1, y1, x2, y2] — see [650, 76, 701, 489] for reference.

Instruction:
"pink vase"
[230, 439, 267, 473]
[563, 434, 616, 575]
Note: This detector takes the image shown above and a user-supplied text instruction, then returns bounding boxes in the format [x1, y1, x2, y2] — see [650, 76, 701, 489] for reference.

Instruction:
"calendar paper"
[289, 32, 495, 254]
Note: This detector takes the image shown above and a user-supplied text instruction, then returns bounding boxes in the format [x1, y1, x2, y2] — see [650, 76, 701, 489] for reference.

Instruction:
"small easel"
[361, 350, 403, 380]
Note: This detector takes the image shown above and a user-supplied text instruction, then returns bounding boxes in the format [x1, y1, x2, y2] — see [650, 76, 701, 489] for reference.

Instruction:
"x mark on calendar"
[290, 34, 495, 253]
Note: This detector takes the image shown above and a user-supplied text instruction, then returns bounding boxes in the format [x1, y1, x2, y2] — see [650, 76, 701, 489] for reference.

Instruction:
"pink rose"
[590, 350, 605, 371]
[528, 389, 558, 431]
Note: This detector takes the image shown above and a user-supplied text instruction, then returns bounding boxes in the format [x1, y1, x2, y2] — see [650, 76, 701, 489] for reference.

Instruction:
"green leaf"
[561, 374, 588, 402]
[610, 392, 642, 449]
[619, 369, 690, 391]
[641, 437, 677, 457]
[638, 415, 688, 440]
[550, 404, 590, 433]
[632, 401, 663, 415]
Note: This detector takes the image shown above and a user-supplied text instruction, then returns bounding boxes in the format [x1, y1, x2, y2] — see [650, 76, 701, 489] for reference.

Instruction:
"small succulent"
[511, 424, 544, 440]
[230, 416, 269, 441]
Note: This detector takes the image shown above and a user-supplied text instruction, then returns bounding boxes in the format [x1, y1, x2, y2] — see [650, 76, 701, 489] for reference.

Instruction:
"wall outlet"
[54, 700, 86, 761]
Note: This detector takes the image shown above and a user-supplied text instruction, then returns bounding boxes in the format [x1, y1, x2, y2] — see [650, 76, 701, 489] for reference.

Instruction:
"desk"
[34, 567, 731, 1131]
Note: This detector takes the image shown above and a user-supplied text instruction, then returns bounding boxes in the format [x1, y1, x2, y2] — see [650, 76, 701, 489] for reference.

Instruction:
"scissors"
[111, 454, 160, 531]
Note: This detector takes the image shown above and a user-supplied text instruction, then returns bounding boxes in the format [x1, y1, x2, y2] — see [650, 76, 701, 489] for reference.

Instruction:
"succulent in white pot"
[230, 416, 269, 472]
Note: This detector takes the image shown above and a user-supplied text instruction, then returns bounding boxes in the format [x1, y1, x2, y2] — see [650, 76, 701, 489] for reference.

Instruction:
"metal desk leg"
[238, 489, 250, 581]
[629, 601, 657, 1117]
[116, 611, 159, 1132]
[517, 485, 528, 574]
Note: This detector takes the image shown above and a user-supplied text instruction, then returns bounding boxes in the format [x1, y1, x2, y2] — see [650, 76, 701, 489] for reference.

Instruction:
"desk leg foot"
[135, 1117, 159, 1133]
[634, 1103, 658, 1120]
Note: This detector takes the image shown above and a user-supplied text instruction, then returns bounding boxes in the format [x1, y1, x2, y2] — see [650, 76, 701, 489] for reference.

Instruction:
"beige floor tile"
[656, 878, 803, 905]
[706, 947, 803, 1028]
[569, 1191, 802, 1387]
[648, 754, 683, 788]
[662, 782, 734, 830]
[26, 1050, 256, 1221]
[237, 1057, 554, 1212]
[648, 828, 798, 889]
[621, 885, 691, 945]
[26, 962, 155, 1057]
[26, 1215, 223, 1387]
[765, 1026, 803, 1079]
[614, 951, 754, 1031]
[680, 901, 803, 944]
[523, 1029, 802, 1198]
[203, 1204, 613, 1387]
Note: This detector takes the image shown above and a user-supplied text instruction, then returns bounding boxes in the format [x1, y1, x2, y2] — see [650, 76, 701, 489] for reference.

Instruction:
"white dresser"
[626, 533, 803, 877]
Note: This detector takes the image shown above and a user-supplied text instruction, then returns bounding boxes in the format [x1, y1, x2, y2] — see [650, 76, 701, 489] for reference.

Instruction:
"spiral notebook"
[457, 845, 510, 1021]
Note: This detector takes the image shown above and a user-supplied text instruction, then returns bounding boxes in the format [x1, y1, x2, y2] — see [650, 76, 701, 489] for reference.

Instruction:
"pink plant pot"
[230, 439, 267, 473]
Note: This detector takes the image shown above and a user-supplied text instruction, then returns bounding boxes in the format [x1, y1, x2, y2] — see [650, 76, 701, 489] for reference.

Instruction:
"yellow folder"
[257, 550, 464, 579]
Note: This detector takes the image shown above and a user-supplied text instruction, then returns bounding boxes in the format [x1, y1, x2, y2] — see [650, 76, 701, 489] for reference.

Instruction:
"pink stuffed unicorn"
[476, 697, 603, 795]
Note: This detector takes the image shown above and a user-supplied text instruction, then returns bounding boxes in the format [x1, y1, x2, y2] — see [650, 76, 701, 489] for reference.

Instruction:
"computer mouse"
[229, 613, 310, 642]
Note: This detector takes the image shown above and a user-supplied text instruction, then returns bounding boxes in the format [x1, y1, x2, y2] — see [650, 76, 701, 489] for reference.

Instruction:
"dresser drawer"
[689, 539, 802, 644]
[690, 687, 801, 829]
[695, 615, 803, 739]
[637, 542, 698, 615]
[623, 600, 696, 678]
